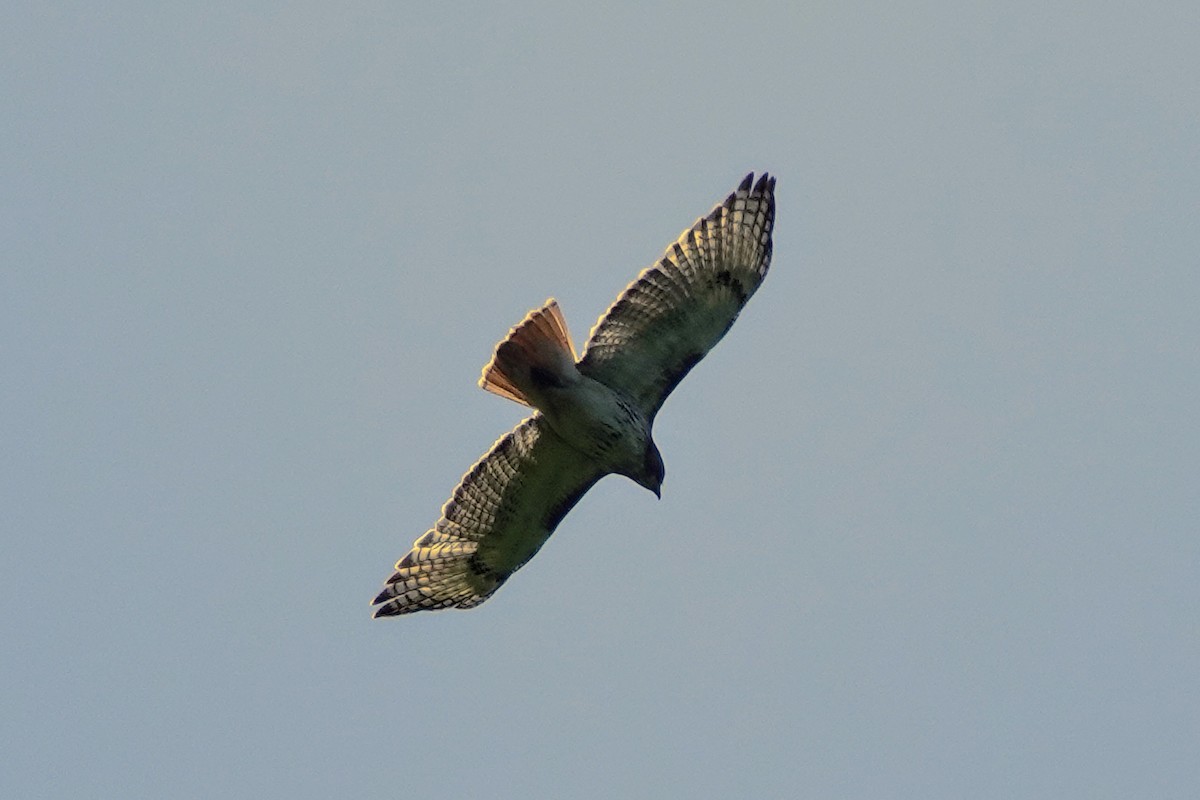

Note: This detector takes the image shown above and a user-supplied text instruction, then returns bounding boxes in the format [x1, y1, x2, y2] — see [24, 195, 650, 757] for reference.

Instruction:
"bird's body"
[372, 173, 775, 616]
[532, 370, 658, 487]
[479, 299, 663, 494]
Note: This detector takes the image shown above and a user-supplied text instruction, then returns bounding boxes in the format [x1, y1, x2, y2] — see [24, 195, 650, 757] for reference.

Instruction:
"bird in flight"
[372, 172, 776, 616]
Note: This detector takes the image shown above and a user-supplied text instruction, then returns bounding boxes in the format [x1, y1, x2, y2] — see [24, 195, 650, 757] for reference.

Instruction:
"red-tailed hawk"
[372, 173, 776, 616]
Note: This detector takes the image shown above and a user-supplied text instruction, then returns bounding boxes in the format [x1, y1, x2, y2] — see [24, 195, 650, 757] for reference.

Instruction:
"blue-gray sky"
[4, 3, 1197, 798]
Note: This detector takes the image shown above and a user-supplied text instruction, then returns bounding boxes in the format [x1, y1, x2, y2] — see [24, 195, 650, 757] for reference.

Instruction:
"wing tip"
[371, 583, 406, 617]
[725, 171, 775, 211]
[752, 172, 774, 196]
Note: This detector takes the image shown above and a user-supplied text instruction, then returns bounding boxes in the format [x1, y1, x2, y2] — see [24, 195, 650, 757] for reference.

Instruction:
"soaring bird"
[372, 173, 775, 616]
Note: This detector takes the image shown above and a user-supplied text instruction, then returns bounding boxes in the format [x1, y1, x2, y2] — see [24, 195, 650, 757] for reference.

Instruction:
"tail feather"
[479, 299, 578, 406]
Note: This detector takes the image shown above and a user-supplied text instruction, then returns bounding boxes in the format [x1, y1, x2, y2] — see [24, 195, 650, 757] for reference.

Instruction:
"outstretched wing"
[578, 173, 775, 418]
[372, 416, 604, 616]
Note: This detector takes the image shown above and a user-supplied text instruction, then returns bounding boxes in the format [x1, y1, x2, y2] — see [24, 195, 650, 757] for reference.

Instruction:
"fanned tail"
[479, 299, 578, 407]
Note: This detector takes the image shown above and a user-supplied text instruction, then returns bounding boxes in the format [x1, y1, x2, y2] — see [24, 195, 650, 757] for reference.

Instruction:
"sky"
[3, 2, 1198, 798]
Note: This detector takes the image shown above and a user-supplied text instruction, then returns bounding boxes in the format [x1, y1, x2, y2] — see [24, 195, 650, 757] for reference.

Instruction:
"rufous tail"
[479, 299, 578, 407]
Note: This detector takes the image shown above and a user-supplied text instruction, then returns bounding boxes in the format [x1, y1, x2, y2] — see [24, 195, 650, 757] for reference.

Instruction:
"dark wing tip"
[725, 172, 774, 209]
[371, 587, 391, 606]
[372, 590, 413, 617]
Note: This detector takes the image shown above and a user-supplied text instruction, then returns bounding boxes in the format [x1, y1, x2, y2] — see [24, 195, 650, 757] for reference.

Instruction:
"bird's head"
[633, 439, 665, 499]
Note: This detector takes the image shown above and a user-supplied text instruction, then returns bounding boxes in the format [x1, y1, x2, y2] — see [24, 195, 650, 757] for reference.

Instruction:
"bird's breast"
[536, 377, 649, 470]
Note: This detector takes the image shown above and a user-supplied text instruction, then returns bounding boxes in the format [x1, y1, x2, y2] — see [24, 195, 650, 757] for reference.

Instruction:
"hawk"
[372, 173, 776, 616]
